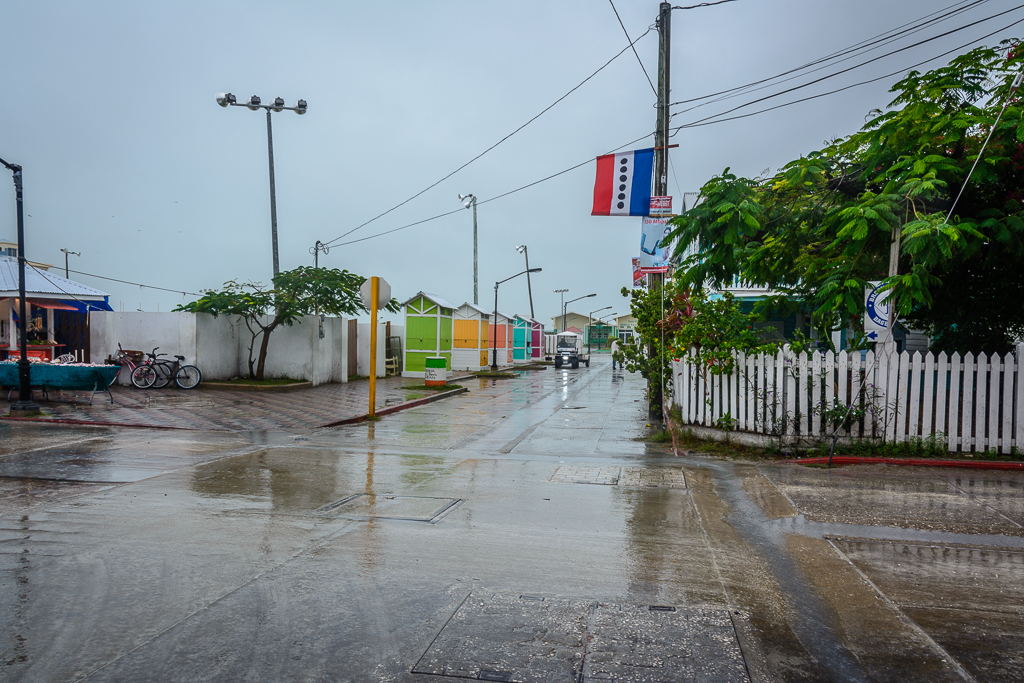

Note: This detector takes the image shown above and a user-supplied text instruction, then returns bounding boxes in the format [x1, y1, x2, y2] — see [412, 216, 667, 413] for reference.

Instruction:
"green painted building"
[401, 292, 455, 378]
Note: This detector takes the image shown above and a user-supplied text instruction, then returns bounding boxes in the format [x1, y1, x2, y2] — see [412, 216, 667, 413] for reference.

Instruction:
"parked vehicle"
[130, 348, 202, 390]
[553, 332, 589, 369]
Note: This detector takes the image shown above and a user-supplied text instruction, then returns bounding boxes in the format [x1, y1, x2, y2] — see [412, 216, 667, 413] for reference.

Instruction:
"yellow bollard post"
[369, 276, 379, 418]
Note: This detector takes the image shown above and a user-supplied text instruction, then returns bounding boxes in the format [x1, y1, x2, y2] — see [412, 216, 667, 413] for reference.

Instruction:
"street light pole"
[516, 245, 534, 319]
[588, 306, 612, 355]
[562, 293, 596, 335]
[492, 267, 542, 370]
[60, 248, 80, 279]
[459, 194, 478, 305]
[265, 109, 279, 276]
[554, 289, 568, 332]
[217, 93, 307, 278]
[0, 156, 38, 413]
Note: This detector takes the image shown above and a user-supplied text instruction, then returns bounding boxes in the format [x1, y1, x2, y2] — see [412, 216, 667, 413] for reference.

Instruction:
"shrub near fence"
[672, 345, 1024, 454]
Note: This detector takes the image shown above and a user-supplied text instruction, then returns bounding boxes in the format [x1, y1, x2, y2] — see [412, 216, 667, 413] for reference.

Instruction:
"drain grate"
[315, 494, 463, 523]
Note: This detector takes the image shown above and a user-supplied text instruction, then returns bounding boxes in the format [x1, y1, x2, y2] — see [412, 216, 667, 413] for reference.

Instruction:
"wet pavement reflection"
[1, 357, 1022, 680]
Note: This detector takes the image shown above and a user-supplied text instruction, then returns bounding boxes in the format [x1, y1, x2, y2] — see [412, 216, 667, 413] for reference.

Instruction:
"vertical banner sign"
[638, 216, 672, 272]
[864, 281, 890, 342]
[592, 148, 655, 216]
[632, 258, 646, 288]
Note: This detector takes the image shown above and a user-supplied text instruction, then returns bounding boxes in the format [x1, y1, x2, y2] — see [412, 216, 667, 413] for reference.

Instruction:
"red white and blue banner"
[591, 148, 654, 216]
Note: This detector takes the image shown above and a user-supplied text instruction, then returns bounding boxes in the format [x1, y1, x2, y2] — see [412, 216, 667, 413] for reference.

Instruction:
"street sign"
[360, 277, 391, 311]
[864, 281, 890, 342]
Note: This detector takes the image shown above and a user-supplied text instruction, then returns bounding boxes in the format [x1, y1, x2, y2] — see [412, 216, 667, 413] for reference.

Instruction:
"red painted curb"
[318, 386, 469, 428]
[785, 456, 1024, 470]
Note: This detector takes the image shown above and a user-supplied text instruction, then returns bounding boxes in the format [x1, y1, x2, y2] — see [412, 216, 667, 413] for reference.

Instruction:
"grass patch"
[400, 384, 463, 391]
[472, 372, 517, 379]
[366, 414, 382, 422]
[645, 428, 674, 443]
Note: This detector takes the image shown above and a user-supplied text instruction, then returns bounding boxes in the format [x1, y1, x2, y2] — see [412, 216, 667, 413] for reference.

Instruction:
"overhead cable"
[66, 269, 203, 297]
[671, 3, 1024, 127]
[608, 0, 657, 95]
[321, 28, 653, 247]
[670, 0, 988, 107]
[670, 14, 1024, 132]
[671, 0, 992, 116]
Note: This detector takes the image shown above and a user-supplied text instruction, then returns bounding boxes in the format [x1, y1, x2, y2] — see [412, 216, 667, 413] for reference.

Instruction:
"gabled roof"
[0, 256, 108, 300]
[458, 302, 491, 316]
[401, 291, 458, 309]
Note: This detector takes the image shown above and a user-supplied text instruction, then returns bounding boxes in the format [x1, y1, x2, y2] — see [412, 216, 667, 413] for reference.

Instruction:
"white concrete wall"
[357, 322, 387, 378]
[90, 311, 349, 386]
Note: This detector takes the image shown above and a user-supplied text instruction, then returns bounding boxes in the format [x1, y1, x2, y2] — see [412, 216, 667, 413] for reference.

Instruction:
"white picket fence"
[671, 345, 1024, 453]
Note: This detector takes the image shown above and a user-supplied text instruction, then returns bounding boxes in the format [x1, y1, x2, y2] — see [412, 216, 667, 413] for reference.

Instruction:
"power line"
[672, 0, 739, 9]
[669, 0, 987, 108]
[670, 0, 992, 116]
[608, 0, 657, 95]
[670, 14, 1024, 132]
[321, 28, 653, 248]
[66, 268, 203, 297]
[671, 3, 1024, 127]
[331, 132, 656, 248]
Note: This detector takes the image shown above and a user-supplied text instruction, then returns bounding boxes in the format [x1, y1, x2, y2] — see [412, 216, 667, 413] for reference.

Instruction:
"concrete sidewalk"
[3, 374, 473, 431]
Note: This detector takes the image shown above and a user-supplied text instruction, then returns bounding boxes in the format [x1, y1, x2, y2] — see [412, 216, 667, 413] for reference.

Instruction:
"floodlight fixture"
[247, 95, 262, 110]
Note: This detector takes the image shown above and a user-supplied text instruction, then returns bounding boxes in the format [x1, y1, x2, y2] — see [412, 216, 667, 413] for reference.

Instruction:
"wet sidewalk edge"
[0, 386, 469, 432]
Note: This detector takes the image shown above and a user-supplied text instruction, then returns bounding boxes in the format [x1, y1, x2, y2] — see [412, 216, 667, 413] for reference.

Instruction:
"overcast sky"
[1, 0, 1020, 326]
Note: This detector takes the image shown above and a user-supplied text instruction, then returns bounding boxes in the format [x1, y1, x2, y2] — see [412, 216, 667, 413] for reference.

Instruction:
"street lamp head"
[215, 92, 236, 107]
[515, 245, 526, 254]
[585, 293, 597, 298]
[527, 268, 542, 273]
[272, 97, 285, 112]
[247, 95, 262, 110]
[554, 288, 568, 293]
[295, 99, 308, 114]
[458, 193, 475, 209]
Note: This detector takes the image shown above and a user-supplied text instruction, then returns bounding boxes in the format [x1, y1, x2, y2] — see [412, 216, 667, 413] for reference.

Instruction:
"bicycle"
[130, 347, 202, 390]
[114, 344, 153, 390]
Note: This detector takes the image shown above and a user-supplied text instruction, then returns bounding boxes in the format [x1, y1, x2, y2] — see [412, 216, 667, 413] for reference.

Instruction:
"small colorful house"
[401, 292, 455, 378]
[530, 319, 544, 359]
[487, 311, 513, 368]
[512, 315, 533, 364]
[452, 303, 490, 371]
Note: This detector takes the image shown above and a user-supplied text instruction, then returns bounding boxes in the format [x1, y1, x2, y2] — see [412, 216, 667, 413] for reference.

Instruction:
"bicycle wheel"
[174, 365, 202, 390]
[151, 363, 172, 389]
[131, 365, 157, 389]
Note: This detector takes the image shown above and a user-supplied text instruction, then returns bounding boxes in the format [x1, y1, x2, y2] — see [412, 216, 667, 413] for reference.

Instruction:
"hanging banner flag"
[638, 216, 673, 272]
[592, 148, 654, 216]
[632, 258, 646, 287]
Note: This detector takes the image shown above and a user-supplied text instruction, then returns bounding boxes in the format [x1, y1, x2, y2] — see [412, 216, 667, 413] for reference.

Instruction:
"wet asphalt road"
[1, 357, 1023, 682]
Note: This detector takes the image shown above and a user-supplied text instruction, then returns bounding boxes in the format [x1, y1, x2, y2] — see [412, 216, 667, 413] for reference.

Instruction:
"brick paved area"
[4, 375, 471, 431]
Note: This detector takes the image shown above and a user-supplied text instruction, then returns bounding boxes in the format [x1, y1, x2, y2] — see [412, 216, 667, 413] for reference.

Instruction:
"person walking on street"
[611, 337, 621, 370]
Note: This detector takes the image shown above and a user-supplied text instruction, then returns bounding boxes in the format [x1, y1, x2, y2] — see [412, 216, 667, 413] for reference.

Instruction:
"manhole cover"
[315, 494, 462, 522]
[412, 592, 749, 682]
[412, 592, 591, 681]
[547, 466, 685, 489]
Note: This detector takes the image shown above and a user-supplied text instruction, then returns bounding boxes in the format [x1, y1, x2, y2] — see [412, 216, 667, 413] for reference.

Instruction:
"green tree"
[175, 266, 398, 379]
[617, 283, 674, 415]
[667, 41, 1024, 354]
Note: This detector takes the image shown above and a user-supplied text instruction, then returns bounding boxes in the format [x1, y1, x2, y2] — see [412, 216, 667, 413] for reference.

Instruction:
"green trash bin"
[424, 356, 447, 387]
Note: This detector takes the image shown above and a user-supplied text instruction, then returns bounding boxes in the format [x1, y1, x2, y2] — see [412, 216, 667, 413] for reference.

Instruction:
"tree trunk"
[254, 320, 279, 380]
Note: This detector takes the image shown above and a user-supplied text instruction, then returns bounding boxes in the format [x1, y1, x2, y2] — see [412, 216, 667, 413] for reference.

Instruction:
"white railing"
[672, 346, 1024, 453]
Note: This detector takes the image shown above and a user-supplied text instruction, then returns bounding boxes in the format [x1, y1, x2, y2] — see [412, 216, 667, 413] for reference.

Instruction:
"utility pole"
[648, 1, 672, 419]
[266, 110, 280, 276]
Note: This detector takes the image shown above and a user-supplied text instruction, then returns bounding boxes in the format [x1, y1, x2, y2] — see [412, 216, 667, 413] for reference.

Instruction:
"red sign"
[632, 258, 646, 288]
[649, 196, 672, 215]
